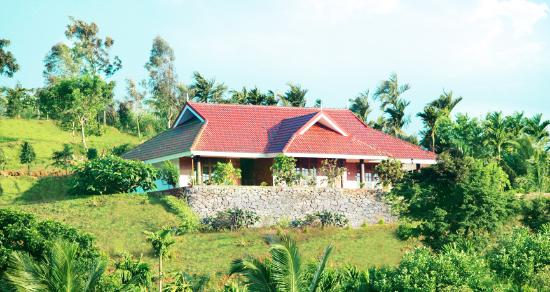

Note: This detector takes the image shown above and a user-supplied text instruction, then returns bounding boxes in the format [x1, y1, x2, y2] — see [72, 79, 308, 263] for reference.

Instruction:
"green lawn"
[0, 176, 417, 287]
[0, 118, 141, 171]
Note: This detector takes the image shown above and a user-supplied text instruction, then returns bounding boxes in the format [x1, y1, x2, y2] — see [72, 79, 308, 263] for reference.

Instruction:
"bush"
[111, 143, 133, 156]
[71, 155, 158, 195]
[160, 196, 200, 234]
[0, 209, 100, 289]
[320, 159, 345, 187]
[390, 154, 519, 249]
[159, 161, 179, 188]
[271, 154, 300, 186]
[487, 225, 550, 286]
[211, 161, 241, 185]
[375, 159, 404, 187]
[201, 208, 259, 231]
[86, 148, 98, 160]
[290, 211, 349, 228]
[396, 221, 416, 240]
[522, 197, 550, 231]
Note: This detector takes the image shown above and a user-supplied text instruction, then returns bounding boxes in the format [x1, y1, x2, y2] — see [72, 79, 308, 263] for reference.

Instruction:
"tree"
[280, 83, 307, 107]
[0, 148, 6, 170]
[229, 234, 333, 292]
[230, 86, 278, 106]
[349, 90, 372, 123]
[125, 79, 146, 137]
[484, 112, 518, 160]
[52, 144, 75, 174]
[145, 37, 186, 128]
[314, 98, 322, 108]
[4, 84, 32, 118]
[19, 142, 36, 174]
[320, 159, 345, 188]
[189, 71, 227, 104]
[418, 91, 463, 151]
[159, 160, 179, 188]
[375, 159, 404, 188]
[524, 113, 550, 142]
[0, 39, 19, 78]
[211, 161, 242, 185]
[3, 240, 105, 292]
[373, 73, 411, 136]
[144, 228, 176, 292]
[43, 17, 121, 83]
[39, 74, 114, 149]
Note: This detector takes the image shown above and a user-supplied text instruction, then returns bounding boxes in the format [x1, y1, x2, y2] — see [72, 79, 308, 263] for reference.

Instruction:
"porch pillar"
[194, 156, 202, 185]
[360, 159, 365, 187]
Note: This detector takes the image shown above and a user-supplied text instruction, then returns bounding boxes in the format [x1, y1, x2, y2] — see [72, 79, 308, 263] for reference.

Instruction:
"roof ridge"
[187, 101, 350, 111]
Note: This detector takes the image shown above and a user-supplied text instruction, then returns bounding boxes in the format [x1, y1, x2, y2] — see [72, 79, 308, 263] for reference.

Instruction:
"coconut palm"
[349, 90, 372, 123]
[189, 71, 227, 103]
[3, 240, 105, 292]
[229, 235, 333, 292]
[418, 91, 463, 151]
[417, 106, 440, 151]
[145, 228, 176, 292]
[484, 112, 518, 160]
[428, 90, 463, 113]
[373, 73, 410, 111]
[373, 73, 412, 137]
[524, 113, 550, 142]
[280, 83, 307, 107]
[384, 98, 410, 137]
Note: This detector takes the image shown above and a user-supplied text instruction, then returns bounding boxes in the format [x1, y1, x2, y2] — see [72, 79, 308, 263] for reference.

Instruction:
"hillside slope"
[0, 118, 141, 171]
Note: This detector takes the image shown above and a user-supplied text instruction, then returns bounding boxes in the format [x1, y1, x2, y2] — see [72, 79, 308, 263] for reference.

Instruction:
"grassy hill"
[0, 175, 418, 287]
[0, 118, 141, 171]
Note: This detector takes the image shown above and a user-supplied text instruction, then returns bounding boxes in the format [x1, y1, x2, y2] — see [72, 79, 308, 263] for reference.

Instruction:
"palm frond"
[307, 245, 333, 292]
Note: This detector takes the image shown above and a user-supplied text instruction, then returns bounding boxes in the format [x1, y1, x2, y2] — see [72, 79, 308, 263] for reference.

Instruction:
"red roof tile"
[186, 102, 436, 160]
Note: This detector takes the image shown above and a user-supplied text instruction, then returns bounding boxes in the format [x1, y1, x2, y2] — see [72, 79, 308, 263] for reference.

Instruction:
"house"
[122, 102, 437, 189]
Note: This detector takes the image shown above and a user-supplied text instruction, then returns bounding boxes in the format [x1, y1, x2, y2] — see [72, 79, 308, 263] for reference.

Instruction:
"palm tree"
[145, 228, 176, 292]
[230, 235, 333, 292]
[524, 113, 550, 142]
[428, 90, 463, 113]
[3, 240, 105, 292]
[484, 112, 518, 160]
[280, 83, 307, 107]
[189, 71, 227, 103]
[417, 106, 440, 151]
[373, 73, 411, 136]
[349, 90, 372, 123]
[384, 98, 410, 136]
[418, 91, 463, 151]
[373, 73, 410, 111]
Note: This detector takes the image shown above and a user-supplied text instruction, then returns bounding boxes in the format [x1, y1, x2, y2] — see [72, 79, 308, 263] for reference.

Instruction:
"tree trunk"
[158, 256, 163, 292]
[103, 110, 106, 126]
[80, 119, 88, 150]
[136, 116, 141, 138]
[72, 122, 76, 142]
[27, 163, 31, 176]
[431, 129, 435, 152]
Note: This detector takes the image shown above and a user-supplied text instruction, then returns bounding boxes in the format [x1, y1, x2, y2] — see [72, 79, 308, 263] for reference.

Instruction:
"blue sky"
[1, 0, 550, 134]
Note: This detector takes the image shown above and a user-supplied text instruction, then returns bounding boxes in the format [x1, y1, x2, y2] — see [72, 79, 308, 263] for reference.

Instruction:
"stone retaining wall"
[161, 186, 395, 227]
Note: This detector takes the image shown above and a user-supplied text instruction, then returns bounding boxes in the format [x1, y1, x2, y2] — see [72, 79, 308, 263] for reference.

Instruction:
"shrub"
[320, 159, 345, 187]
[201, 208, 259, 231]
[19, 141, 35, 173]
[0, 209, 100, 289]
[71, 155, 158, 195]
[160, 196, 200, 234]
[396, 221, 416, 240]
[211, 161, 241, 185]
[271, 154, 300, 186]
[390, 154, 519, 249]
[86, 147, 98, 160]
[111, 143, 133, 156]
[290, 211, 349, 228]
[159, 161, 179, 188]
[375, 159, 404, 187]
[487, 225, 550, 286]
[52, 143, 75, 172]
[522, 197, 550, 231]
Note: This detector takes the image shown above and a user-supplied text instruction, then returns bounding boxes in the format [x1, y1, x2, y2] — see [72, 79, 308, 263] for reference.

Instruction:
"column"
[360, 159, 365, 187]
[194, 156, 202, 185]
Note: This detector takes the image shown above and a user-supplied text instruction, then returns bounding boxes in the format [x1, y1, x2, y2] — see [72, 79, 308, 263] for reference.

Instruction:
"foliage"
[159, 161, 180, 188]
[279, 82, 307, 107]
[348, 90, 372, 122]
[19, 141, 36, 173]
[418, 91, 463, 151]
[189, 71, 227, 104]
[374, 159, 404, 187]
[124, 79, 146, 137]
[290, 211, 349, 228]
[320, 159, 345, 188]
[211, 161, 242, 185]
[522, 197, 550, 232]
[145, 37, 186, 129]
[373, 73, 411, 136]
[390, 154, 518, 249]
[51, 143, 75, 171]
[483, 111, 519, 160]
[229, 234, 333, 292]
[110, 143, 133, 157]
[108, 253, 152, 291]
[86, 148, 98, 160]
[160, 195, 200, 234]
[3, 240, 106, 292]
[0, 148, 6, 170]
[3, 84, 33, 118]
[230, 86, 278, 106]
[487, 225, 550, 287]
[39, 74, 115, 148]
[271, 155, 300, 187]
[71, 155, 158, 195]
[144, 228, 176, 292]
[0, 38, 19, 77]
[164, 271, 210, 292]
[201, 208, 260, 231]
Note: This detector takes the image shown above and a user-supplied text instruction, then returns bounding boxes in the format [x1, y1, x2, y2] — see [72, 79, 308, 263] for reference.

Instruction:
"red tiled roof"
[186, 102, 436, 160]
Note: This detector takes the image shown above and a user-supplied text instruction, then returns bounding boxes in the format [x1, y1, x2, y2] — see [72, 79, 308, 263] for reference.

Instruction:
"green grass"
[0, 176, 417, 288]
[0, 118, 141, 171]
